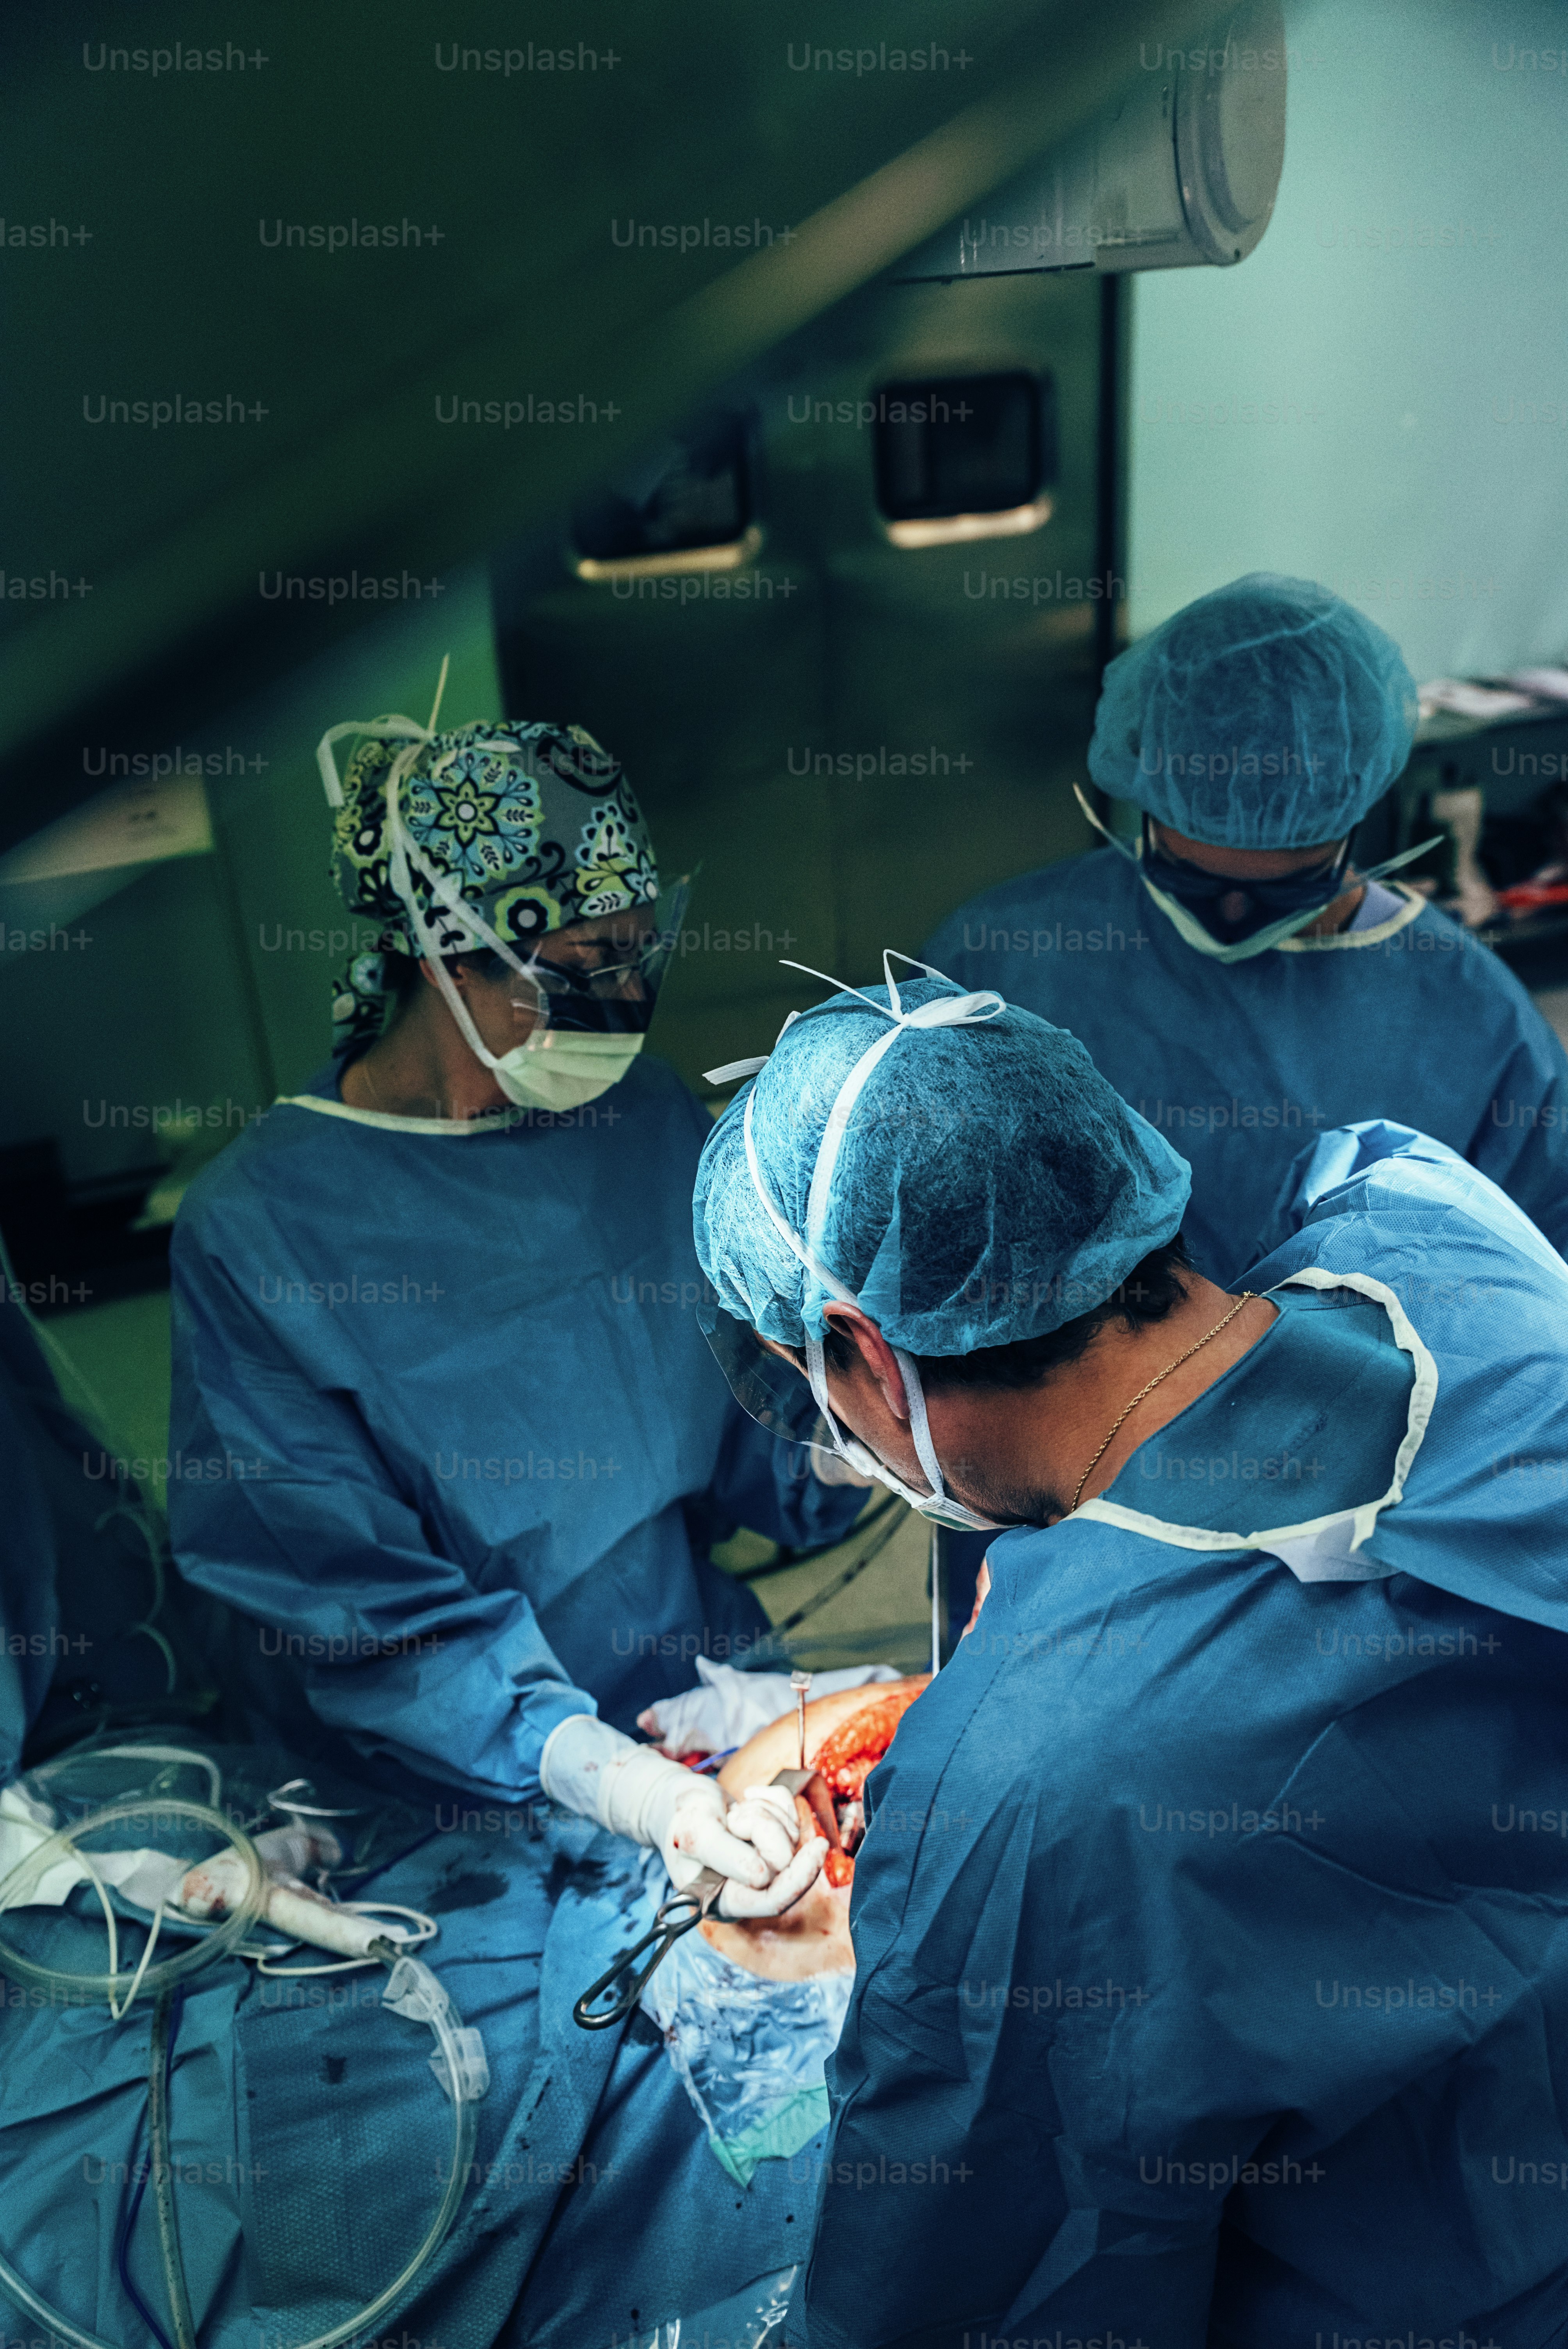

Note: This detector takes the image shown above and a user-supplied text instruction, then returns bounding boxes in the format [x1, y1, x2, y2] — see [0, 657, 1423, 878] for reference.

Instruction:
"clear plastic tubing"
[0, 1796, 478, 2349]
[0, 1797, 266, 2006]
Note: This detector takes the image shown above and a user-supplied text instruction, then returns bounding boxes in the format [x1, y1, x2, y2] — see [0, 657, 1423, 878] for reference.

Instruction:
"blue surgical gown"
[0, 1745, 820, 2349]
[167, 1056, 857, 1804]
[923, 848, 1568, 1280]
[798, 1128, 1568, 2347]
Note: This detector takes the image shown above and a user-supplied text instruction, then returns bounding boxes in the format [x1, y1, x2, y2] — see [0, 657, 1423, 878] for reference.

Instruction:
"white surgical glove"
[540, 1715, 826, 1921]
[636, 1656, 901, 1757]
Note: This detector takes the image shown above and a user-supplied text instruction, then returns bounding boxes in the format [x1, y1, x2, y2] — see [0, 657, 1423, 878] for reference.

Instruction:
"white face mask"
[492, 1030, 644, 1112]
[808, 1335, 1010, 1533]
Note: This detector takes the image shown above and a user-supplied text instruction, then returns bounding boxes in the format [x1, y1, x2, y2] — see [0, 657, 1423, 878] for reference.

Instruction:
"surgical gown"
[0, 1740, 820, 2349]
[923, 848, 1568, 1279]
[167, 1056, 858, 1804]
[798, 1129, 1568, 2347]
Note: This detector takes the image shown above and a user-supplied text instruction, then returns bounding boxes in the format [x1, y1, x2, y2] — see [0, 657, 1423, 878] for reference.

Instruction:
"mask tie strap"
[316, 715, 428, 809]
[739, 1088, 858, 1447]
[371, 675, 598, 1072]
[895, 1344, 950, 1499]
[1072, 781, 1142, 864]
[793, 959, 1005, 1493]
[383, 746, 551, 1076]
[314, 655, 455, 808]
[734, 956, 1009, 1508]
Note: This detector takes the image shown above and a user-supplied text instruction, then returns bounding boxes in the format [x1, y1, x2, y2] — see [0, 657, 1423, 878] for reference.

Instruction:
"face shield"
[701, 1287, 1009, 1533]
[698, 966, 1014, 1536]
[505, 877, 692, 1034]
[697, 1295, 831, 1459]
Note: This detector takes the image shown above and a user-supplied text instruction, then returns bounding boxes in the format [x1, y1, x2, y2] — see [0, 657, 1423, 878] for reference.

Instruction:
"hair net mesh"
[693, 978, 1192, 1357]
[1087, 573, 1418, 848]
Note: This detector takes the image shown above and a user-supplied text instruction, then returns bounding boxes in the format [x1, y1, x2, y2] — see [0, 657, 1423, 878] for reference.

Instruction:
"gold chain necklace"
[1068, 1293, 1258, 1513]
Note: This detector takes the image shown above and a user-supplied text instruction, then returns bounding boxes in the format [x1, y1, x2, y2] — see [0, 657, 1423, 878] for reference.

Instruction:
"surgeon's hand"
[654, 1775, 828, 1918]
[538, 1715, 827, 1916]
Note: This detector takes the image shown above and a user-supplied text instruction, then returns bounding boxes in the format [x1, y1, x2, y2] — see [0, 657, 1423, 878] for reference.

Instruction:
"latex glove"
[637, 1657, 901, 1758]
[539, 1715, 826, 1919]
[649, 1773, 826, 1920]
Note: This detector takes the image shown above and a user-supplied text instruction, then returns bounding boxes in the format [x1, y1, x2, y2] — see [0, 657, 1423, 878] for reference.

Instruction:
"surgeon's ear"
[821, 1306, 911, 1424]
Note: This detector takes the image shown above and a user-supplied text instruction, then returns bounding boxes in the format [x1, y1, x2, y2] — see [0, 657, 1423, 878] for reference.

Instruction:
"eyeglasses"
[506, 877, 691, 1034]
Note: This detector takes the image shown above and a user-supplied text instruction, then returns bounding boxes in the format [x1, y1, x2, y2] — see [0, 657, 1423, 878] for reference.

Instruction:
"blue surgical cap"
[693, 975, 1192, 1357]
[1087, 573, 1418, 849]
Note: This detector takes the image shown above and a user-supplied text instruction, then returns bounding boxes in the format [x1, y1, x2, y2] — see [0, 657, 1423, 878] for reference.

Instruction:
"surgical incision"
[809, 1682, 926, 1886]
[691, 1676, 928, 1983]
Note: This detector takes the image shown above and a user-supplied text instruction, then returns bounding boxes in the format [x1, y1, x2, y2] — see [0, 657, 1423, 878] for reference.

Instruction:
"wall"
[497, 268, 1110, 1089]
[0, 570, 501, 1189]
[1129, 0, 1568, 679]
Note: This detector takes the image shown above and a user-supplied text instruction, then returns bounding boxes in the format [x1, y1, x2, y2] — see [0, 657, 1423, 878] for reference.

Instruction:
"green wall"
[219, 571, 503, 1100]
[2, 580, 503, 1486]
[0, 570, 501, 1192]
[1129, 0, 1568, 677]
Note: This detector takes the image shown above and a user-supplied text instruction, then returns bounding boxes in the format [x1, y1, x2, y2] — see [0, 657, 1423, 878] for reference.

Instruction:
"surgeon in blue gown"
[692, 959, 1568, 2345]
[169, 694, 861, 1885]
[925, 574, 1568, 1284]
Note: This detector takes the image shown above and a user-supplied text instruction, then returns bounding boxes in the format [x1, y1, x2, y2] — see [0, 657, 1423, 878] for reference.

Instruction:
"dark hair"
[381, 947, 511, 1014]
[821, 1235, 1193, 1393]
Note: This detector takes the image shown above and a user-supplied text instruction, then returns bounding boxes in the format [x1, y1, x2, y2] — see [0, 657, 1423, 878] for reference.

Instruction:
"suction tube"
[148, 1987, 198, 2349]
[0, 1798, 484, 2349]
[287, 1955, 483, 2349]
[0, 1797, 266, 2004]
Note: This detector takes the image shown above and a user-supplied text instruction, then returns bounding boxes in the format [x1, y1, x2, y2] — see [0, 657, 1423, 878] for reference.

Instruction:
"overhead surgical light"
[894, 1, 1287, 283]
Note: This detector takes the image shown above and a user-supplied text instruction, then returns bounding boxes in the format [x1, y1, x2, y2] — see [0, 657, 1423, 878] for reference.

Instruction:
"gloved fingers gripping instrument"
[542, 1716, 831, 1900]
[570, 1784, 841, 2030]
[574, 1866, 726, 2030]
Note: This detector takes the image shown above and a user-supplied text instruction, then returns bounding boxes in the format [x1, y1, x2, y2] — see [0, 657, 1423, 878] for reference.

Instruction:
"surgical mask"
[700, 952, 1011, 1535]
[492, 1029, 644, 1112]
[1073, 786, 1441, 964]
[323, 697, 675, 1101]
[821, 1364, 1012, 1534]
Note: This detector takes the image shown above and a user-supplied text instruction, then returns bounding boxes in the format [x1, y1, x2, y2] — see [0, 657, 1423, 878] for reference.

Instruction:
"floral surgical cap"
[326, 717, 659, 1053]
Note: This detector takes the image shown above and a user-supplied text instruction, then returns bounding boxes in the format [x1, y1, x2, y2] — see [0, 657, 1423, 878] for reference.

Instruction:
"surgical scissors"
[572, 1867, 727, 2030]
[572, 1761, 843, 2030]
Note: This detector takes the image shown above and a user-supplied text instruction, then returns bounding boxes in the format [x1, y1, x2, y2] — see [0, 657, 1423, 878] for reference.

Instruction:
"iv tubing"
[148, 1987, 197, 2349]
[0, 1798, 263, 2005]
[0, 1789, 479, 2349]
